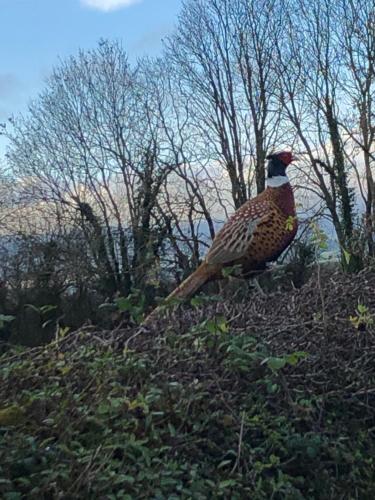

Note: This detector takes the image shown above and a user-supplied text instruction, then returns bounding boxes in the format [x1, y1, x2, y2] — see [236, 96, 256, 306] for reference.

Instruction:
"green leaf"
[115, 297, 132, 312]
[343, 248, 351, 265]
[98, 302, 116, 310]
[267, 382, 279, 393]
[285, 215, 296, 231]
[221, 264, 242, 278]
[42, 319, 54, 329]
[205, 316, 228, 334]
[219, 479, 237, 489]
[217, 459, 232, 469]
[0, 314, 15, 322]
[25, 304, 57, 315]
[218, 318, 229, 333]
[97, 403, 111, 415]
[205, 319, 218, 334]
[39, 304, 57, 314]
[266, 357, 286, 371]
[357, 303, 368, 314]
[116, 474, 135, 484]
[285, 351, 308, 366]
[24, 304, 40, 313]
[0, 314, 15, 329]
[190, 296, 205, 307]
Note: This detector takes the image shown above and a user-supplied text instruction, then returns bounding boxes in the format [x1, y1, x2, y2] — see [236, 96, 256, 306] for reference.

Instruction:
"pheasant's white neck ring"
[266, 175, 289, 188]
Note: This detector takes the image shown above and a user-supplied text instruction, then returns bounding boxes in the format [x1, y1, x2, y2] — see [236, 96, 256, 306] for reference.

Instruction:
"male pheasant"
[144, 151, 297, 324]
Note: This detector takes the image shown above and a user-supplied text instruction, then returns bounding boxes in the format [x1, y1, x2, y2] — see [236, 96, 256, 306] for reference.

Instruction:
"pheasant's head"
[266, 151, 295, 178]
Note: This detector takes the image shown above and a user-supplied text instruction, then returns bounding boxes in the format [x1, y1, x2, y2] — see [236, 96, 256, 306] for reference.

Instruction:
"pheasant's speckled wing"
[206, 198, 273, 265]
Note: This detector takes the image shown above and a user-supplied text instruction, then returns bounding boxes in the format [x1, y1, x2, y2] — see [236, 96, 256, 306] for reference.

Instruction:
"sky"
[0, 0, 183, 155]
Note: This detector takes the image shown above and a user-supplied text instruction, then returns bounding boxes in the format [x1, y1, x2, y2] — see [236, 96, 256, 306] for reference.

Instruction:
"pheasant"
[144, 151, 298, 324]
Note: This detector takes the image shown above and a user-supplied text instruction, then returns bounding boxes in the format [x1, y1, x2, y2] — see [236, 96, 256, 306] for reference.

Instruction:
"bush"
[1, 268, 375, 498]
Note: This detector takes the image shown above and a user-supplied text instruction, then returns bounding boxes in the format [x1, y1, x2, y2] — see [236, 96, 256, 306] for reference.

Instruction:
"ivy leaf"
[266, 357, 286, 371]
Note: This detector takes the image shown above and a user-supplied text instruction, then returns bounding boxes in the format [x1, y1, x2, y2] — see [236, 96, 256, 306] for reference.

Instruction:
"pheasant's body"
[206, 182, 297, 272]
[143, 152, 298, 324]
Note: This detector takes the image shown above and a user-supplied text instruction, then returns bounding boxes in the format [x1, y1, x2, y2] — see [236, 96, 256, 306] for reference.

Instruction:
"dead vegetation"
[1, 266, 375, 498]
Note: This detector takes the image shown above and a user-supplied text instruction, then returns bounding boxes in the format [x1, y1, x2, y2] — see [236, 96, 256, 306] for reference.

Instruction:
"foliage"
[99, 290, 147, 325]
[0, 315, 15, 329]
[1, 269, 375, 498]
[349, 303, 374, 331]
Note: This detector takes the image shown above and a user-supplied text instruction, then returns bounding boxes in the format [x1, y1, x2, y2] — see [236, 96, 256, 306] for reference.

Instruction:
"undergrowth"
[1, 267, 375, 499]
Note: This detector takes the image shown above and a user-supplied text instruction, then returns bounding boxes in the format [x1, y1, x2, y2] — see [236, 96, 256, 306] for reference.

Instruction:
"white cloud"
[81, 0, 142, 12]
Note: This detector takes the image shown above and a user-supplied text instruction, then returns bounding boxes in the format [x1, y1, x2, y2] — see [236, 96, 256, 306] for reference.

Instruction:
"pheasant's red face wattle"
[276, 151, 294, 166]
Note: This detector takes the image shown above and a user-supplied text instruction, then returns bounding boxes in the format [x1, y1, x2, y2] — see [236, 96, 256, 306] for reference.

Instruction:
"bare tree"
[230, 0, 287, 193]
[275, 0, 357, 260]
[166, 0, 284, 208]
[5, 41, 176, 298]
[142, 58, 225, 280]
[337, 0, 375, 256]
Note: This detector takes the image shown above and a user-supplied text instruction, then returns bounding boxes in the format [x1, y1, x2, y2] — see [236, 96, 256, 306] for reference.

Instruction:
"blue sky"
[0, 0, 182, 154]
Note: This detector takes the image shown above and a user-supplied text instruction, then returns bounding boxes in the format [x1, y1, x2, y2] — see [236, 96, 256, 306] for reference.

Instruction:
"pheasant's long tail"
[142, 262, 216, 326]
[166, 262, 215, 301]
